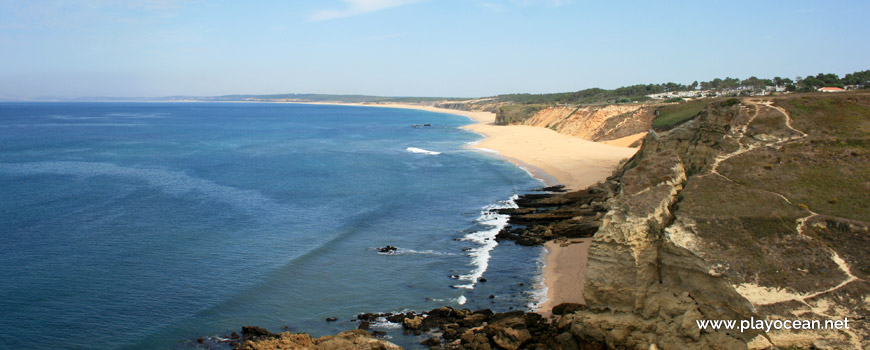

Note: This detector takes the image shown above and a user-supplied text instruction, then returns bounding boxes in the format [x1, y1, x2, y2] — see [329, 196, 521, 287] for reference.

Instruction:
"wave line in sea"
[406, 147, 441, 155]
[453, 195, 518, 290]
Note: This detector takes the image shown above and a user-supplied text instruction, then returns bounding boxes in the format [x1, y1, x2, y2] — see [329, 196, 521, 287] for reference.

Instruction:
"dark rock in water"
[358, 321, 370, 330]
[478, 277, 487, 282]
[387, 313, 409, 323]
[518, 282, 525, 286]
[240, 326, 274, 341]
[551, 302, 585, 315]
[230, 332, 240, 340]
[531, 185, 568, 192]
[494, 183, 615, 246]
[371, 330, 387, 338]
[377, 245, 398, 253]
[461, 247, 473, 252]
[325, 317, 337, 322]
[449, 274, 460, 279]
[488, 294, 495, 299]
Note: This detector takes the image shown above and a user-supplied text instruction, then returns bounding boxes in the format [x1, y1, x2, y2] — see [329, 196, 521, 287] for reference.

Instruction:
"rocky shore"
[229, 305, 593, 350]
[494, 184, 614, 246]
[230, 326, 401, 350]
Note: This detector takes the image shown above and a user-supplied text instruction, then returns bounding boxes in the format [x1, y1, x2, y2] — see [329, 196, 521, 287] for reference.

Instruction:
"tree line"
[496, 69, 870, 105]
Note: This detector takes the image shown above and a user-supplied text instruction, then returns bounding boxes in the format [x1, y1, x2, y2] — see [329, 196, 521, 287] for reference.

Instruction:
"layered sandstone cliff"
[523, 105, 656, 142]
[571, 95, 869, 349]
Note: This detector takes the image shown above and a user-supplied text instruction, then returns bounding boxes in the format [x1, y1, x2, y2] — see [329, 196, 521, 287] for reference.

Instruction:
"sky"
[1, 0, 869, 99]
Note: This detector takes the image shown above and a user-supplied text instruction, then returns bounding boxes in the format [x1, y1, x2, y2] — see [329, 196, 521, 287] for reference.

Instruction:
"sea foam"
[406, 147, 441, 155]
[453, 195, 518, 289]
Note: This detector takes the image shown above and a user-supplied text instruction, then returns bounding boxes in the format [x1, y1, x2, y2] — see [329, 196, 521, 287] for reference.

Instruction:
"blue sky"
[1, 0, 868, 99]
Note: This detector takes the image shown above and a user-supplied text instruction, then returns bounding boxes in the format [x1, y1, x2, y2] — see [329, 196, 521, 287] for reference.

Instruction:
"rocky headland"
[495, 93, 869, 349]
[231, 92, 868, 349]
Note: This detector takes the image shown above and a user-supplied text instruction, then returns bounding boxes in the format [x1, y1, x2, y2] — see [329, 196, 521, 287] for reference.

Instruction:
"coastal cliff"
[538, 94, 868, 349]
[524, 105, 655, 142]
[435, 99, 655, 144]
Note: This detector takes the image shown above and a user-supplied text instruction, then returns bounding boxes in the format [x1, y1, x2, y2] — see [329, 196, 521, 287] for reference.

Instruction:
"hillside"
[506, 92, 869, 349]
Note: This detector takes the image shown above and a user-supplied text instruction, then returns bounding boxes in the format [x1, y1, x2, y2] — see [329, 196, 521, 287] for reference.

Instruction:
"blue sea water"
[0, 103, 544, 349]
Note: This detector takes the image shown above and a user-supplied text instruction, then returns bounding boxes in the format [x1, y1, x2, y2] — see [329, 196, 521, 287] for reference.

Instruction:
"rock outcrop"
[495, 185, 614, 245]
[233, 327, 401, 350]
[570, 95, 870, 349]
[360, 306, 604, 350]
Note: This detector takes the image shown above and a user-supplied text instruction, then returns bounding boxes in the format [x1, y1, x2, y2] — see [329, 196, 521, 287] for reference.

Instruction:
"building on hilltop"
[817, 87, 846, 92]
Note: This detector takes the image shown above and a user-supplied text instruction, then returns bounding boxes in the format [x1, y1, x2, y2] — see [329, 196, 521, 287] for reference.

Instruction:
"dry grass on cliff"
[652, 100, 711, 129]
[696, 93, 870, 292]
[719, 94, 870, 221]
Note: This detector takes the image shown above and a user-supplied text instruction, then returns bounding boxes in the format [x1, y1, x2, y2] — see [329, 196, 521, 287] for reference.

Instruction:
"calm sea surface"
[0, 102, 544, 349]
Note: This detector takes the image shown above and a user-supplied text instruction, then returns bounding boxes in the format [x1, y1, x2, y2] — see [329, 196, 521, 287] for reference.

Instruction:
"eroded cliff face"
[438, 100, 656, 143]
[523, 105, 656, 142]
[573, 95, 870, 349]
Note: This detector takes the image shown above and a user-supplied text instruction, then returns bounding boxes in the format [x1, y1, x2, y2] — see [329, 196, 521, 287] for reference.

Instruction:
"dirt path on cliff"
[702, 100, 864, 349]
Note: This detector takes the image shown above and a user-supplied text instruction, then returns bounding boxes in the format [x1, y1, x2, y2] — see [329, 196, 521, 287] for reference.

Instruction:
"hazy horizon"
[2, 0, 869, 100]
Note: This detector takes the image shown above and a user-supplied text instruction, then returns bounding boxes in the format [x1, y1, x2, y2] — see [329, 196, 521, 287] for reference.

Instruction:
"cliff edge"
[569, 93, 869, 349]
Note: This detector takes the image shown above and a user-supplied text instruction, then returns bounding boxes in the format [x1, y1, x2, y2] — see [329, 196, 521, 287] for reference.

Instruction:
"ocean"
[0, 102, 545, 349]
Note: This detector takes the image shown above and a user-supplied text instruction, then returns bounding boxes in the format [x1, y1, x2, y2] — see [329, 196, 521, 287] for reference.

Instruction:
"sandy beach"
[302, 101, 638, 314]
[536, 239, 592, 317]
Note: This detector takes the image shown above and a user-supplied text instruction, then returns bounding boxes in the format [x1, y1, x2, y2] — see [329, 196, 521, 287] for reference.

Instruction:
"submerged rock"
[377, 245, 398, 253]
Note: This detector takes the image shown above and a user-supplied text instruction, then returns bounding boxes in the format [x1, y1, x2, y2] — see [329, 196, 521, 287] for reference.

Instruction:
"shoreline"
[294, 101, 639, 315]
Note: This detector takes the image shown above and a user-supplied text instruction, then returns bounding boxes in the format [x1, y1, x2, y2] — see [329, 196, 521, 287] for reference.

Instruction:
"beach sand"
[301, 101, 638, 315]
[536, 239, 592, 317]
